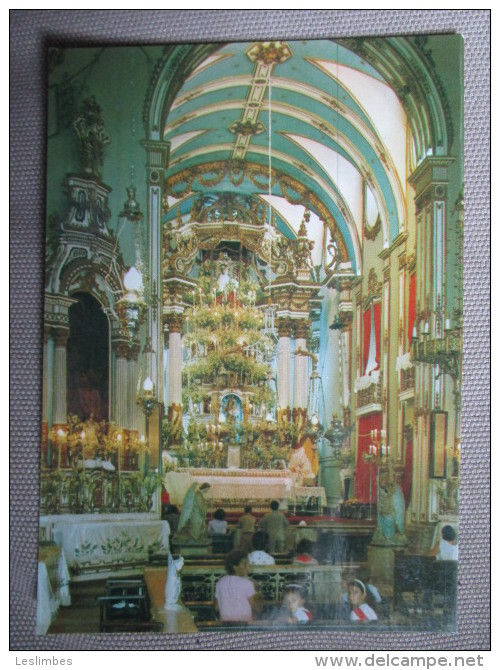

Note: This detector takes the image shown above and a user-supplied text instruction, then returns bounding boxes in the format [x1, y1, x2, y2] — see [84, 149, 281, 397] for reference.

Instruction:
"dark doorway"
[67, 292, 109, 421]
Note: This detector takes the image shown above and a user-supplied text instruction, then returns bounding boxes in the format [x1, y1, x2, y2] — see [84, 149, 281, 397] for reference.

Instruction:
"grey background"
[10, 9, 490, 651]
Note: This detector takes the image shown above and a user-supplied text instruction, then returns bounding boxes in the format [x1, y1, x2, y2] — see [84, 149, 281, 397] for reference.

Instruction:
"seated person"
[207, 508, 228, 536]
[214, 550, 264, 622]
[347, 579, 378, 622]
[277, 584, 312, 624]
[248, 531, 275, 565]
[431, 524, 459, 561]
[293, 539, 319, 565]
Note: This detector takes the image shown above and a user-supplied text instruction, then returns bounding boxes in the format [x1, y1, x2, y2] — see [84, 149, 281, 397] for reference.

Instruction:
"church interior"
[38, 35, 463, 634]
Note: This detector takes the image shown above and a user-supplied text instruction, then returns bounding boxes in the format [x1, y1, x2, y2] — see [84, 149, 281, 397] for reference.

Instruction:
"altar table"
[52, 520, 169, 575]
[166, 468, 296, 505]
[36, 545, 71, 635]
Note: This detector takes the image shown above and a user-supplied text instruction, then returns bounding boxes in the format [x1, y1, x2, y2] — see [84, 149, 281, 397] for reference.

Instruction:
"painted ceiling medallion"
[229, 119, 266, 136]
[246, 41, 292, 65]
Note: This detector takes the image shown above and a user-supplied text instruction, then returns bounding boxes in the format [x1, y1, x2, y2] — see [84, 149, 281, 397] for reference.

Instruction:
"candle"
[381, 429, 386, 439]
[445, 318, 451, 330]
[412, 326, 417, 339]
[424, 322, 429, 334]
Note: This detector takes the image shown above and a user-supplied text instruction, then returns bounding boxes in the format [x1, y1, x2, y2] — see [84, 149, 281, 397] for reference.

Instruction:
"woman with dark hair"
[214, 550, 263, 622]
[208, 508, 228, 536]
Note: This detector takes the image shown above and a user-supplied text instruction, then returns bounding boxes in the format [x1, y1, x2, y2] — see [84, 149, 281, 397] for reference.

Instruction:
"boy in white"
[347, 579, 378, 622]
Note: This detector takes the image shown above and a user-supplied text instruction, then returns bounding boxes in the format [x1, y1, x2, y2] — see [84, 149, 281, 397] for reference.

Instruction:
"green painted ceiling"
[160, 39, 447, 272]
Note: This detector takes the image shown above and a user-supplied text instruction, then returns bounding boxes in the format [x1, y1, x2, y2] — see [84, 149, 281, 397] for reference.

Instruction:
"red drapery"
[354, 413, 382, 502]
[363, 303, 381, 373]
[402, 437, 413, 506]
[407, 274, 416, 351]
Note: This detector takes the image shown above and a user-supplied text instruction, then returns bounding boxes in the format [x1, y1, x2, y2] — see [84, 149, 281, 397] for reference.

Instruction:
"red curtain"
[363, 303, 382, 373]
[354, 413, 382, 502]
[407, 273, 416, 351]
[402, 437, 413, 506]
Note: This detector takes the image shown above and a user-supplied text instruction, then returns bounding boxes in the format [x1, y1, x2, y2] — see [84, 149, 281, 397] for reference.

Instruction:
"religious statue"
[371, 473, 407, 546]
[173, 482, 211, 544]
[164, 552, 185, 611]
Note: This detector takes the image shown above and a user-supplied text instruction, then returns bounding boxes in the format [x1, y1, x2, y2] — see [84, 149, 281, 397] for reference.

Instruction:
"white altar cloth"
[52, 520, 169, 573]
[165, 469, 295, 505]
[36, 546, 71, 635]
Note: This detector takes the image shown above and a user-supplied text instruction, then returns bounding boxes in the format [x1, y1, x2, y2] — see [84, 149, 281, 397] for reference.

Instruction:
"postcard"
[38, 34, 463, 635]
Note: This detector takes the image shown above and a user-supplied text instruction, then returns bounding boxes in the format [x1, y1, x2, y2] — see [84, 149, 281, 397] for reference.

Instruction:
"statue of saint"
[164, 552, 185, 610]
[372, 473, 407, 546]
[174, 482, 211, 544]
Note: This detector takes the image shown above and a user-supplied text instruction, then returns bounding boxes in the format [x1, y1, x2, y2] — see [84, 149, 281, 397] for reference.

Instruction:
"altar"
[52, 519, 169, 577]
[164, 468, 326, 509]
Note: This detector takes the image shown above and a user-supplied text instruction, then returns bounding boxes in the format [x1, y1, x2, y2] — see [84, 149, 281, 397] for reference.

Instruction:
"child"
[214, 550, 263, 622]
[280, 584, 312, 624]
[347, 579, 378, 622]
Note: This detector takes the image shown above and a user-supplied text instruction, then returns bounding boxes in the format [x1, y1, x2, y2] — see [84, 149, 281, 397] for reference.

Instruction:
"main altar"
[161, 238, 329, 511]
[165, 468, 327, 510]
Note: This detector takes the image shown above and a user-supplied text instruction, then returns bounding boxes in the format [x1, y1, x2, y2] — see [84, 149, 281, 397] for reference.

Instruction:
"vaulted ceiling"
[151, 39, 449, 275]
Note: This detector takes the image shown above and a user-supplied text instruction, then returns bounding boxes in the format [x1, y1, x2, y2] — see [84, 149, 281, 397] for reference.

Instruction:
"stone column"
[409, 157, 453, 529]
[144, 140, 170, 402]
[126, 343, 141, 432]
[52, 327, 69, 425]
[165, 314, 184, 443]
[276, 318, 292, 425]
[292, 320, 310, 429]
[112, 340, 129, 428]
